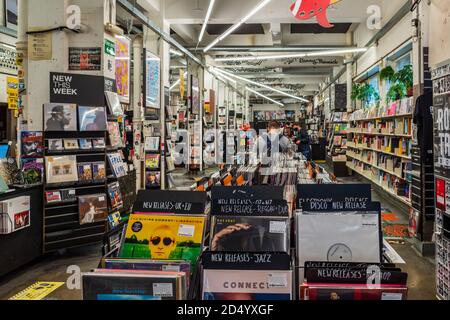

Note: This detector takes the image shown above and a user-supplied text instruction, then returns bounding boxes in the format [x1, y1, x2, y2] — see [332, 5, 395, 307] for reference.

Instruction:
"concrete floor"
[0, 170, 437, 300]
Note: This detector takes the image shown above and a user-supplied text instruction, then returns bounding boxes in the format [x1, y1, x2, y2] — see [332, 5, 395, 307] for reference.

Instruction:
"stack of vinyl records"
[299, 262, 408, 300]
[204, 186, 293, 300]
[82, 191, 208, 300]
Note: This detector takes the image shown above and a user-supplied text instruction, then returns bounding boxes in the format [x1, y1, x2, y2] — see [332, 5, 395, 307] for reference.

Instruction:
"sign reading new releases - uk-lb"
[50, 72, 105, 106]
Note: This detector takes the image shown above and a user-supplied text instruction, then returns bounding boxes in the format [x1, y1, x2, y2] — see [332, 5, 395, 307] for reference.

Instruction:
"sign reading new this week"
[50, 72, 105, 105]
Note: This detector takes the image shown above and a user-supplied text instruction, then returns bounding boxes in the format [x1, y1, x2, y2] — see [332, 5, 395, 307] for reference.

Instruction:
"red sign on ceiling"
[290, 0, 342, 28]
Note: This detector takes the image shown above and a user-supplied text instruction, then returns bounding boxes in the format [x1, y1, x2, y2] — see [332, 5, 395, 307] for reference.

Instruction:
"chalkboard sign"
[334, 83, 347, 112]
[202, 252, 291, 270]
[50, 72, 105, 106]
[305, 268, 408, 285]
[211, 186, 288, 216]
[302, 201, 381, 213]
[133, 190, 207, 214]
[304, 261, 396, 270]
[297, 184, 371, 211]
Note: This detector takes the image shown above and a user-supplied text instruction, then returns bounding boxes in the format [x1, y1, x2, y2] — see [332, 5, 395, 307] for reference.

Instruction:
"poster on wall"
[145, 50, 160, 110]
[6, 76, 18, 110]
[191, 75, 200, 115]
[115, 36, 130, 103]
[433, 93, 450, 178]
[0, 43, 17, 75]
[179, 69, 185, 100]
[5, 0, 18, 30]
[69, 48, 101, 71]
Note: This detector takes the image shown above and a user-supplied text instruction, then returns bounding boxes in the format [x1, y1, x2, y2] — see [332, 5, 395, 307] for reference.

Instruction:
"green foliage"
[379, 66, 395, 82]
[351, 82, 380, 105]
[381, 65, 413, 103]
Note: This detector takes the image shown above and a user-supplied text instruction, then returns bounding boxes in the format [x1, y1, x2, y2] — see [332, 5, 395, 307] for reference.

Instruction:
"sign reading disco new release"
[50, 72, 105, 106]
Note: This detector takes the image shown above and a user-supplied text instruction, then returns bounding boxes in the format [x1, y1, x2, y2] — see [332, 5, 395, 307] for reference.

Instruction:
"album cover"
[79, 139, 93, 150]
[79, 106, 107, 131]
[107, 181, 123, 210]
[105, 91, 124, 116]
[145, 154, 161, 170]
[21, 132, 44, 158]
[45, 191, 62, 203]
[0, 196, 31, 234]
[144, 137, 160, 152]
[92, 162, 106, 181]
[119, 214, 206, 266]
[78, 193, 108, 225]
[118, 172, 137, 211]
[202, 269, 292, 300]
[92, 138, 106, 149]
[104, 259, 191, 277]
[61, 189, 77, 202]
[166, 156, 175, 172]
[45, 156, 78, 184]
[107, 153, 128, 178]
[21, 158, 44, 185]
[145, 172, 161, 188]
[300, 284, 408, 300]
[44, 103, 77, 131]
[107, 211, 122, 228]
[64, 139, 79, 150]
[107, 122, 124, 148]
[0, 158, 24, 186]
[82, 271, 183, 300]
[210, 216, 290, 252]
[296, 213, 381, 268]
[77, 163, 93, 183]
[48, 139, 64, 152]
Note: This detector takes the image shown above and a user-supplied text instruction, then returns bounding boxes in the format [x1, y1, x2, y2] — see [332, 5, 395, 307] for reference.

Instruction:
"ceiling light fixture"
[213, 67, 309, 103]
[198, 0, 216, 43]
[170, 48, 183, 56]
[213, 47, 368, 62]
[203, 0, 272, 53]
[246, 87, 284, 106]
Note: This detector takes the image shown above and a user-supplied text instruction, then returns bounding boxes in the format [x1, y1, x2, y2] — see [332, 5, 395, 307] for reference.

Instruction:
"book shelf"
[346, 98, 415, 207]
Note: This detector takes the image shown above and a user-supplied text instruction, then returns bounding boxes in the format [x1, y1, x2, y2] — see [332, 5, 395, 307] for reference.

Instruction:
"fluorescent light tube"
[214, 67, 309, 103]
[203, 0, 272, 52]
[199, 0, 216, 43]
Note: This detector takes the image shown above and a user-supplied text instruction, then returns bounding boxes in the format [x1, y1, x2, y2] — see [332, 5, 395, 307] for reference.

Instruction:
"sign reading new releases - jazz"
[50, 72, 105, 106]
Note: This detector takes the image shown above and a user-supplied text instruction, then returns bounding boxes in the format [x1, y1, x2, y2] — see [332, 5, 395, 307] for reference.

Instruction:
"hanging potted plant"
[396, 65, 413, 97]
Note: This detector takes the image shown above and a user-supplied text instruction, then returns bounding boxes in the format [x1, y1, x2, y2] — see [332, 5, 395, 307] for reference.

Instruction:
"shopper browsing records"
[295, 126, 312, 161]
[257, 121, 290, 159]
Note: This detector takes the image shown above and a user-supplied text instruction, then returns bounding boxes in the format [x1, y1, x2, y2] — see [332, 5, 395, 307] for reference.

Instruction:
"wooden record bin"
[43, 130, 108, 253]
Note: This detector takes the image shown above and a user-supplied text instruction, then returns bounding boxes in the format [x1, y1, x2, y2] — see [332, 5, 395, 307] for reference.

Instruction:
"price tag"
[268, 273, 288, 288]
[153, 283, 173, 297]
[162, 265, 181, 272]
[269, 221, 286, 234]
[178, 224, 195, 237]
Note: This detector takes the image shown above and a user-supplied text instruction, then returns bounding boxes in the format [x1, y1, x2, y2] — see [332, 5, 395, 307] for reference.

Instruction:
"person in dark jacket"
[295, 127, 312, 160]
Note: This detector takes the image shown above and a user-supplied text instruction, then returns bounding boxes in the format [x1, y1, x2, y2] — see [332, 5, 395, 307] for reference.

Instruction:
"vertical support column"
[133, 35, 143, 190]
[345, 60, 353, 112]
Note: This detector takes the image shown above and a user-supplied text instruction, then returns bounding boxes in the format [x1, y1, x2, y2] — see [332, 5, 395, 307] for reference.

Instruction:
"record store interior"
[1, 0, 450, 302]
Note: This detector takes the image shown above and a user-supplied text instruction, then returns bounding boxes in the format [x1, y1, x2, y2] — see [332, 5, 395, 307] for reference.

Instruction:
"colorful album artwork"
[115, 36, 131, 103]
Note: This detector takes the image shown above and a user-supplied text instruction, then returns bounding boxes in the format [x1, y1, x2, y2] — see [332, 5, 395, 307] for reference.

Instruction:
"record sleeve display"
[92, 138, 106, 149]
[21, 132, 44, 158]
[63, 139, 79, 150]
[210, 216, 290, 252]
[78, 194, 108, 225]
[107, 153, 127, 178]
[119, 214, 206, 266]
[0, 196, 31, 234]
[145, 154, 161, 170]
[21, 158, 44, 185]
[296, 213, 381, 268]
[78, 106, 107, 131]
[79, 139, 93, 150]
[105, 91, 124, 116]
[300, 284, 408, 300]
[92, 162, 106, 181]
[77, 163, 93, 183]
[45, 191, 62, 203]
[82, 270, 185, 300]
[145, 137, 160, 152]
[107, 122, 124, 148]
[202, 269, 292, 300]
[45, 156, 78, 184]
[48, 139, 64, 151]
[44, 103, 77, 131]
[104, 259, 191, 276]
[107, 211, 122, 228]
[0, 158, 24, 186]
[107, 182, 123, 210]
[145, 172, 161, 188]
[61, 188, 77, 202]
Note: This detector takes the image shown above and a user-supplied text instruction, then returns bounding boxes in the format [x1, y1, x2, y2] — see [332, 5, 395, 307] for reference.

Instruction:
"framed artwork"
[145, 50, 160, 110]
[115, 35, 131, 104]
